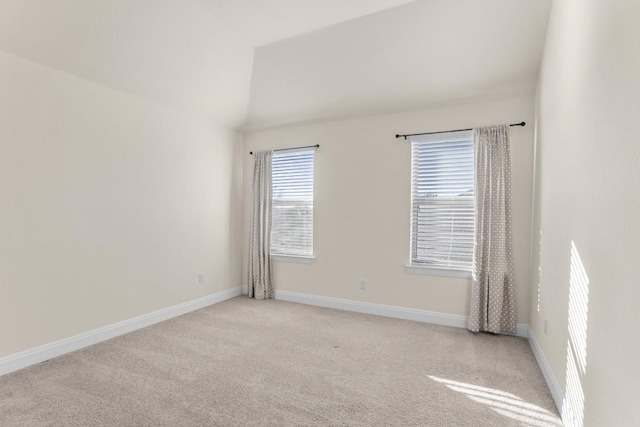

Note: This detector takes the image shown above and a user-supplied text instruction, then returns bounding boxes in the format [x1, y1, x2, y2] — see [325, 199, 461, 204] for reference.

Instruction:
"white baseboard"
[528, 327, 564, 414]
[274, 290, 529, 338]
[0, 286, 242, 377]
[516, 323, 529, 338]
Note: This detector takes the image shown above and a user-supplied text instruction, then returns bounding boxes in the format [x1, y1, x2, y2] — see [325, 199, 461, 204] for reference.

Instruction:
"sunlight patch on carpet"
[429, 376, 562, 426]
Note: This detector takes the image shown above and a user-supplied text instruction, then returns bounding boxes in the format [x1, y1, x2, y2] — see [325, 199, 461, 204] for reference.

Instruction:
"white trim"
[0, 286, 243, 377]
[409, 129, 474, 144]
[274, 290, 528, 338]
[271, 254, 315, 264]
[272, 146, 317, 155]
[528, 327, 564, 414]
[405, 265, 472, 279]
[516, 323, 529, 338]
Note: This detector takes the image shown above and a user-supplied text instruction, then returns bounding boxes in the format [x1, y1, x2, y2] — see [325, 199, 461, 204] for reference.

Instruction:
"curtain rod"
[250, 144, 319, 155]
[395, 122, 525, 140]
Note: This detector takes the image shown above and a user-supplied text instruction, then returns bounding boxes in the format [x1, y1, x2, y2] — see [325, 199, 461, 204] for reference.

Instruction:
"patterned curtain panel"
[468, 125, 517, 334]
[248, 151, 274, 300]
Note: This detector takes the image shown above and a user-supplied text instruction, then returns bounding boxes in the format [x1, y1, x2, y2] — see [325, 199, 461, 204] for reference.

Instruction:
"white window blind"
[410, 131, 474, 271]
[271, 150, 314, 257]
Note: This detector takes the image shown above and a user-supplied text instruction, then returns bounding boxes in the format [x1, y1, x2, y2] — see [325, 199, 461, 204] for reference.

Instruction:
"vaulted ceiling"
[0, 0, 550, 131]
[247, 0, 552, 130]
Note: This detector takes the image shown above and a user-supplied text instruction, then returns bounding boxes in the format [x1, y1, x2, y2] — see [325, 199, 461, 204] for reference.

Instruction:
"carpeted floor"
[0, 296, 561, 426]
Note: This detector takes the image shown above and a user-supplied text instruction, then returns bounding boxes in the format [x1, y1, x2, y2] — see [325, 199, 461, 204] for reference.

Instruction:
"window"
[271, 150, 314, 257]
[410, 130, 474, 272]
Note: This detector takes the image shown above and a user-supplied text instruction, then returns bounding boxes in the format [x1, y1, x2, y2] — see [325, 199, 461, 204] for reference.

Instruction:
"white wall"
[243, 96, 535, 324]
[0, 50, 242, 358]
[531, 0, 640, 425]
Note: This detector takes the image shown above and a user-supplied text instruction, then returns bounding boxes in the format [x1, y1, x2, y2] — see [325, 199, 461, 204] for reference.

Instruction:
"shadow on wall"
[562, 241, 590, 427]
[429, 376, 562, 426]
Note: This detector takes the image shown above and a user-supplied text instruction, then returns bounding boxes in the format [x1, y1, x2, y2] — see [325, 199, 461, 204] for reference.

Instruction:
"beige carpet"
[0, 296, 561, 426]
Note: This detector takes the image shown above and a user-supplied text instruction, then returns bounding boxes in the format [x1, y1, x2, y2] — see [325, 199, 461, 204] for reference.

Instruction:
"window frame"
[407, 130, 475, 278]
[270, 148, 315, 261]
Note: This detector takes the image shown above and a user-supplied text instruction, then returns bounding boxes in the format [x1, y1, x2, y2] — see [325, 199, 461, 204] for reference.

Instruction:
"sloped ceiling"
[0, 0, 411, 129]
[246, 0, 552, 130]
[193, 0, 416, 47]
[0, 0, 550, 131]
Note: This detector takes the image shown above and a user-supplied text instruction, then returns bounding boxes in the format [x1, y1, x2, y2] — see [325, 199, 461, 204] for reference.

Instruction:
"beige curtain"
[468, 125, 517, 334]
[248, 151, 274, 300]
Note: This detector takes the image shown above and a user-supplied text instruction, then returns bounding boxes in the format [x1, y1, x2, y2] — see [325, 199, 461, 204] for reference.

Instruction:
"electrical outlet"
[198, 273, 204, 284]
[359, 279, 367, 290]
[544, 319, 548, 335]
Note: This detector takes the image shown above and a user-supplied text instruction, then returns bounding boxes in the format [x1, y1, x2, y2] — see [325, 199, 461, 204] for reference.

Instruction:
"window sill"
[271, 254, 315, 264]
[405, 265, 472, 279]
